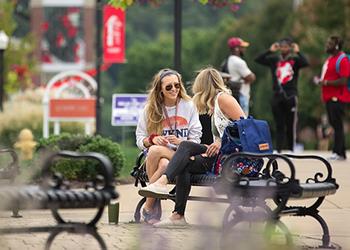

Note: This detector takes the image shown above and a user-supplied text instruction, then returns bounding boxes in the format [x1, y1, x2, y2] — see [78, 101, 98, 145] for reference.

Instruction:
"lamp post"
[0, 30, 9, 112]
[174, 0, 182, 72]
[95, 0, 102, 134]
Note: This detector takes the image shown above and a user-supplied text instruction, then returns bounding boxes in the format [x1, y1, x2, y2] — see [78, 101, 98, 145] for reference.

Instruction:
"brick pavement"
[0, 151, 349, 250]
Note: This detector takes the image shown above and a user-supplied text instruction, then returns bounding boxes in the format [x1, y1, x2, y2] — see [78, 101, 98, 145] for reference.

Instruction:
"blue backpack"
[335, 53, 350, 91]
[213, 116, 273, 177]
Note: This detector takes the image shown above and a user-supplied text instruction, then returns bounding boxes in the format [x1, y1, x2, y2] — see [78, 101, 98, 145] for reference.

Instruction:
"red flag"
[103, 6, 126, 63]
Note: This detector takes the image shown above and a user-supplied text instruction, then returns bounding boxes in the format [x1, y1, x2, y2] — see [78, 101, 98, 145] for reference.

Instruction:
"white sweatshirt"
[135, 98, 202, 150]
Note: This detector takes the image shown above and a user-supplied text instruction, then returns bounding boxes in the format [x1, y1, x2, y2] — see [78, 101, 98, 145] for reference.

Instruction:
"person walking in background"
[314, 36, 349, 161]
[135, 68, 202, 224]
[255, 38, 309, 153]
[224, 37, 256, 115]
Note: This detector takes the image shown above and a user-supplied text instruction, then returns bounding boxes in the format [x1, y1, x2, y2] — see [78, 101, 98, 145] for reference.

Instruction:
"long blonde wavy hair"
[192, 67, 230, 115]
[145, 68, 190, 135]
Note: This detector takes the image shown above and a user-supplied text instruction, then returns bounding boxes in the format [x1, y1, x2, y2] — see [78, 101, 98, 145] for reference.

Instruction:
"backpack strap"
[335, 53, 346, 74]
[131, 151, 148, 187]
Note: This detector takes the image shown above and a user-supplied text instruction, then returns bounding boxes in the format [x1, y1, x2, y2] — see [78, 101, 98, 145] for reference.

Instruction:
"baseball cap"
[227, 37, 250, 48]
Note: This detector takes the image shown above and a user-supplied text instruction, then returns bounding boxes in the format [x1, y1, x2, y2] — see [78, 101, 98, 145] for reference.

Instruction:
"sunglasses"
[165, 83, 181, 91]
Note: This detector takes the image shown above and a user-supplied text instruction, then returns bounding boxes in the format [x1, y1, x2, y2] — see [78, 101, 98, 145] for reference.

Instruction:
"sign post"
[43, 70, 97, 138]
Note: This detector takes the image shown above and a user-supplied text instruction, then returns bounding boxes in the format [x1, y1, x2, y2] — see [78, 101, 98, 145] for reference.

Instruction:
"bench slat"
[0, 185, 118, 210]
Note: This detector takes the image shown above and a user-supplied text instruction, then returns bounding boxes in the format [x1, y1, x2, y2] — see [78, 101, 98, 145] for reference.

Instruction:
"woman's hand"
[206, 140, 221, 157]
[166, 135, 181, 145]
[153, 136, 169, 146]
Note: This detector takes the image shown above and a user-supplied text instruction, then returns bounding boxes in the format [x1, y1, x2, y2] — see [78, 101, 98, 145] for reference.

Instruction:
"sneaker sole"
[138, 189, 170, 199]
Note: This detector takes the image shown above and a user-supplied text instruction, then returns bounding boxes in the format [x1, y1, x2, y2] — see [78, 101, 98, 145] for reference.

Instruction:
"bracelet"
[148, 134, 158, 146]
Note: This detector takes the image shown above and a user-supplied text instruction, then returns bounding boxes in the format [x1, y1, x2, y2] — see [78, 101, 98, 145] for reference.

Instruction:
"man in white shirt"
[227, 37, 256, 115]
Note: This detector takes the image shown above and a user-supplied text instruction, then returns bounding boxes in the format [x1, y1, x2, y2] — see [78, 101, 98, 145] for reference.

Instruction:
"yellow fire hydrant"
[14, 129, 37, 160]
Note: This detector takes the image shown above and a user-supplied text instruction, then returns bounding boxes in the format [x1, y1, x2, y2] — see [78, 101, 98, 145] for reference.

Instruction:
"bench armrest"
[282, 154, 335, 184]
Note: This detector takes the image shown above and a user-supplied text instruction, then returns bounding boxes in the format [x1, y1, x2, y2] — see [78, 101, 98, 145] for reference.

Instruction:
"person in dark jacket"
[255, 38, 309, 152]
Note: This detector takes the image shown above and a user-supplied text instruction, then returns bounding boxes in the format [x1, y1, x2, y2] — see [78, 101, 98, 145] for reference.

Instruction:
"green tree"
[210, 0, 295, 130]
[117, 27, 218, 93]
[0, 1, 36, 95]
[102, 0, 350, 149]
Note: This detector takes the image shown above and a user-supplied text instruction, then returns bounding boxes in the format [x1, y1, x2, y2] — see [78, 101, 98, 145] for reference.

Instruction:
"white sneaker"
[327, 153, 346, 161]
[153, 217, 188, 228]
[138, 183, 169, 198]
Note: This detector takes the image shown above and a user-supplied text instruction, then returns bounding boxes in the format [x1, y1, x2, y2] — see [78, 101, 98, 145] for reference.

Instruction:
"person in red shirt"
[318, 36, 349, 160]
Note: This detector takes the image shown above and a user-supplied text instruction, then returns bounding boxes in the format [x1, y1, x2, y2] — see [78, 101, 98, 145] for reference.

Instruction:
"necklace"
[163, 99, 178, 137]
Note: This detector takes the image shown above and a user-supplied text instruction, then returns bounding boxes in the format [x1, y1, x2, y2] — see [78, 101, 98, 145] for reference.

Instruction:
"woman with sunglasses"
[136, 68, 202, 224]
[140, 67, 245, 227]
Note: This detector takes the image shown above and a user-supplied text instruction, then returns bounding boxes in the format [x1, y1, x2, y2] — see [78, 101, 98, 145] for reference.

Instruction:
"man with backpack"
[222, 37, 256, 115]
[255, 38, 309, 153]
[316, 36, 350, 161]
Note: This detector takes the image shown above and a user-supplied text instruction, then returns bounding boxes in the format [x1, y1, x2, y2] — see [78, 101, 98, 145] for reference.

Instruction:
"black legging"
[164, 141, 215, 215]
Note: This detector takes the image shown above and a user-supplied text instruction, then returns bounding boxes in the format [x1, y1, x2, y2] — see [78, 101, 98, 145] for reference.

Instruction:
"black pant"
[326, 100, 346, 158]
[164, 141, 215, 215]
[199, 114, 213, 145]
[271, 95, 298, 152]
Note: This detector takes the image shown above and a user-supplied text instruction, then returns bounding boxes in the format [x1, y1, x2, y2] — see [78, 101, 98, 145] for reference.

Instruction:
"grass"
[119, 145, 140, 178]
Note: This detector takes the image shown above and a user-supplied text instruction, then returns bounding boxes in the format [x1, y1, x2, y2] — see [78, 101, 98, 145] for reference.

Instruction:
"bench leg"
[307, 212, 335, 248]
[134, 197, 146, 223]
[11, 207, 22, 218]
[222, 202, 272, 233]
[222, 201, 294, 247]
[45, 224, 107, 250]
[290, 197, 335, 248]
[265, 219, 293, 246]
[50, 205, 105, 227]
[262, 203, 294, 246]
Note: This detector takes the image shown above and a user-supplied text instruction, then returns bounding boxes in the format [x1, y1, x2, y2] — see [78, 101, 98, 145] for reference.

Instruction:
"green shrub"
[37, 133, 125, 181]
[37, 133, 92, 151]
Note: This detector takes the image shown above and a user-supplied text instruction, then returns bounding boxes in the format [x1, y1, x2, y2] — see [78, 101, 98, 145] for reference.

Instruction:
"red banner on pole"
[103, 6, 125, 63]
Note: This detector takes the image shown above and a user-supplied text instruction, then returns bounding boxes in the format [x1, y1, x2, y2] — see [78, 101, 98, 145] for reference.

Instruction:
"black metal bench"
[132, 151, 339, 248]
[0, 150, 119, 250]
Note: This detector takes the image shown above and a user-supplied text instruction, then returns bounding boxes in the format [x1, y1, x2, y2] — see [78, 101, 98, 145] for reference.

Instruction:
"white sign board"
[111, 94, 147, 126]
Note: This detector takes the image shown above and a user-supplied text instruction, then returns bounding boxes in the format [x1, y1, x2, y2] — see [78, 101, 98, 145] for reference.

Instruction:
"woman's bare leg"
[145, 146, 174, 182]
[149, 158, 169, 183]
[144, 146, 175, 212]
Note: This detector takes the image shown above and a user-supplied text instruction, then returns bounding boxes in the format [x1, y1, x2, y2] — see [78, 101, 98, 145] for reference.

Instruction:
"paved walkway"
[0, 151, 349, 249]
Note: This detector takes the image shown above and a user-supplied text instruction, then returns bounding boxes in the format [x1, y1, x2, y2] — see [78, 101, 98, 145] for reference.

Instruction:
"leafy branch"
[108, 0, 243, 11]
